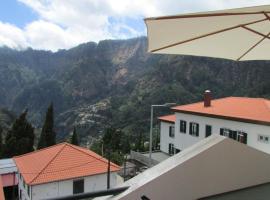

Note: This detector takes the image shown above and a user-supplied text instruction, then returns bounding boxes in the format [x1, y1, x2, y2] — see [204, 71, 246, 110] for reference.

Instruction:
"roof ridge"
[65, 143, 119, 168]
[29, 143, 68, 184]
[14, 142, 67, 158]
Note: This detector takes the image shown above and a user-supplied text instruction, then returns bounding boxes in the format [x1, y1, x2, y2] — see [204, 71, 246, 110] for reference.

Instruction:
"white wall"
[18, 172, 120, 200]
[160, 122, 175, 154]
[172, 112, 270, 153]
[18, 173, 31, 200]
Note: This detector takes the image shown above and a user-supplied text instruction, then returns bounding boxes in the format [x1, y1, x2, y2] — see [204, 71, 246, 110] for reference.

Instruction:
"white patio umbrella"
[145, 5, 270, 61]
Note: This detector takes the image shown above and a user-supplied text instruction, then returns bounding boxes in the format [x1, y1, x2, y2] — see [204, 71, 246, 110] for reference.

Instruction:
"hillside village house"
[14, 142, 122, 200]
[159, 91, 270, 155]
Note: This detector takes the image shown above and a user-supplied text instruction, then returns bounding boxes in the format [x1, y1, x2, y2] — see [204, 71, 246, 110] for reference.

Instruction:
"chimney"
[204, 90, 211, 107]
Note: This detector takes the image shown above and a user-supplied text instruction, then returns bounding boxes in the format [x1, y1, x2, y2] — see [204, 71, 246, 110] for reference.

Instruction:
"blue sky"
[0, 1, 37, 28]
[0, 0, 269, 51]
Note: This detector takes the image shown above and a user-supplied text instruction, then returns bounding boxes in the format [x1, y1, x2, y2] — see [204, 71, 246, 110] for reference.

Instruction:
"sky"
[0, 0, 269, 51]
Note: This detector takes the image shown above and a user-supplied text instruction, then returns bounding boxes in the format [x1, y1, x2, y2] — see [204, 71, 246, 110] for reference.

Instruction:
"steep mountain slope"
[0, 37, 269, 142]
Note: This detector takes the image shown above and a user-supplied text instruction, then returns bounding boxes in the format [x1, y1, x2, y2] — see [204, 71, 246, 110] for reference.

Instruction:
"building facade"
[14, 143, 122, 200]
[159, 92, 270, 155]
[18, 172, 119, 200]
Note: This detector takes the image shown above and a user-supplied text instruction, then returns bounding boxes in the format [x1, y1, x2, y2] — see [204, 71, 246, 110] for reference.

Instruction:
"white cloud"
[0, 0, 269, 51]
[0, 21, 28, 49]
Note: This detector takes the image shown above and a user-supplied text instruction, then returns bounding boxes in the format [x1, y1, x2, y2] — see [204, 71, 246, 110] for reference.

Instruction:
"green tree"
[90, 140, 103, 156]
[4, 110, 35, 157]
[38, 103, 56, 149]
[102, 127, 125, 164]
[121, 134, 131, 155]
[71, 127, 79, 145]
[103, 128, 121, 152]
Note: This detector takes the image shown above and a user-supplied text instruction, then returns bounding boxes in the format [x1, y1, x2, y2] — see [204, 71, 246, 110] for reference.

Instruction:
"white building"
[14, 142, 122, 200]
[159, 91, 270, 155]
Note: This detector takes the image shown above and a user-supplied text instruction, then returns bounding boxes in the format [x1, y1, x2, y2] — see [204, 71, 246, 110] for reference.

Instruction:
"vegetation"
[71, 127, 79, 145]
[0, 37, 269, 146]
[38, 103, 56, 149]
[90, 127, 131, 165]
[3, 110, 35, 158]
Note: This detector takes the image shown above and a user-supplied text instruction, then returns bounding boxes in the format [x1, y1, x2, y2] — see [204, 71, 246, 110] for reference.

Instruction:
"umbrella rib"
[151, 18, 267, 53]
[263, 12, 270, 20]
[236, 32, 270, 61]
[242, 26, 270, 39]
[146, 11, 270, 20]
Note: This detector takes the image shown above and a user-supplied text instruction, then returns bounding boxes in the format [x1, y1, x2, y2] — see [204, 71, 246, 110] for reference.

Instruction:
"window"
[189, 122, 199, 137]
[169, 126, 175, 138]
[168, 143, 174, 155]
[220, 128, 247, 144]
[258, 135, 269, 143]
[23, 180, 25, 188]
[205, 125, 212, 137]
[180, 120, 186, 133]
[220, 128, 230, 137]
[73, 179, 84, 194]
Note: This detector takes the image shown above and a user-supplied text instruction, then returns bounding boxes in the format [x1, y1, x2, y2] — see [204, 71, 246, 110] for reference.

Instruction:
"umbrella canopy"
[145, 5, 270, 61]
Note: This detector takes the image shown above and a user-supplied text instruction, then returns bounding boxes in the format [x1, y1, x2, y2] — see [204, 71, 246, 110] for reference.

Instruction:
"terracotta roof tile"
[13, 143, 120, 185]
[158, 115, 176, 123]
[172, 97, 270, 125]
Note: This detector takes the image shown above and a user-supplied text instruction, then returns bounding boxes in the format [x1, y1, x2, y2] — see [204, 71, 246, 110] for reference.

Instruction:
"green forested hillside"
[0, 37, 269, 143]
[0, 108, 16, 135]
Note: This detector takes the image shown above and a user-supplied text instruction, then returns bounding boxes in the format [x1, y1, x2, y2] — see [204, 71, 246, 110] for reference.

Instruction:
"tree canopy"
[4, 110, 35, 157]
[71, 127, 79, 145]
[38, 103, 56, 149]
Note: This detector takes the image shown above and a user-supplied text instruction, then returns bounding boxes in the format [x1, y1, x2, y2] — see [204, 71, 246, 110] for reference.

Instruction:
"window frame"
[258, 134, 269, 143]
[205, 125, 212, 137]
[168, 143, 175, 155]
[73, 179, 84, 194]
[221, 128, 247, 144]
[189, 122, 199, 137]
[179, 120, 187, 133]
[169, 126, 175, 138]
[223, 128, 230, 137]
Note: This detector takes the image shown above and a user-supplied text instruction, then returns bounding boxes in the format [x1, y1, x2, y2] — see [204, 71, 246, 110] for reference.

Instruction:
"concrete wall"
[160, 122, 175, 154]
[18, 172, 120, 200]
[130, 151, 159, 166]
[172, 112, 270, 153]
[116, 137, 270, 200]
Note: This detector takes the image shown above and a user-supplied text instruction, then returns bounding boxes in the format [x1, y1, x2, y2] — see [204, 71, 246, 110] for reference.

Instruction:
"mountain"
[0, 37, 269, 143]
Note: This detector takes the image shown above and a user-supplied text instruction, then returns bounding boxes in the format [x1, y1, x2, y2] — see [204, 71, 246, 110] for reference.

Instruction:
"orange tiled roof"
[14, 143, 120, 185]
[158, 115, 176, 123]
[172, 97, 270, 125]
